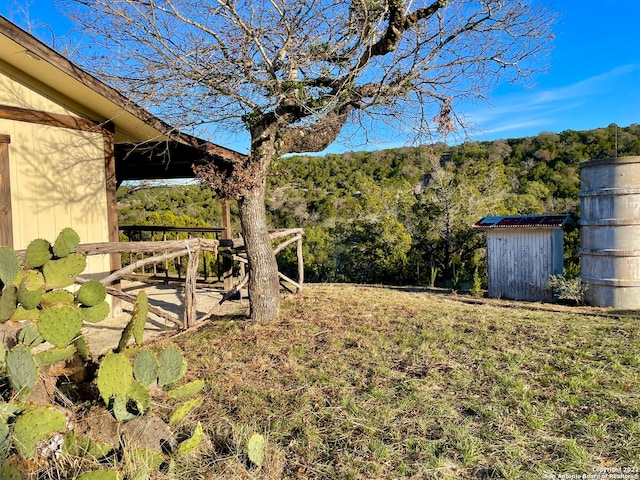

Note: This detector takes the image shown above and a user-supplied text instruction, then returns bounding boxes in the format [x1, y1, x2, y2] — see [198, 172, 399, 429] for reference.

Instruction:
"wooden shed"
[0, 16, 242, 279]
[474, 214, 574, 302]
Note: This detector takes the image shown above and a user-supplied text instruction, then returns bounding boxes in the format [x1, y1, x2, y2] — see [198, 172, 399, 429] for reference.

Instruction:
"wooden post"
[0, 134, 13, 248]
[222, 199, 234, 291]
[296, 235, 304, 292]
[184, 247, 199, 329]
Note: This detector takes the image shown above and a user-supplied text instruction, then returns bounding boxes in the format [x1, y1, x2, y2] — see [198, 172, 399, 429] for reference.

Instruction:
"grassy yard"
[155, 285, 639, 478]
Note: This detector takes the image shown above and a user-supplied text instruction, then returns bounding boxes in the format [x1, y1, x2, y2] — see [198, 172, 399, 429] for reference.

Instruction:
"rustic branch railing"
[77, 238, 220, 329]
[17, 228, 304, 330]
[118, 226, 226, 282]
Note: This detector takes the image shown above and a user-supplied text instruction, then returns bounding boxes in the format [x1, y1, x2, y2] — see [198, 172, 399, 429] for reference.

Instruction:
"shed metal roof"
[474, 214, 574, 230]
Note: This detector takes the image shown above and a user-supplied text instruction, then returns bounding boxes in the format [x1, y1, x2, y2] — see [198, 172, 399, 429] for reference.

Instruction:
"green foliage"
[547, 271, 588, 304]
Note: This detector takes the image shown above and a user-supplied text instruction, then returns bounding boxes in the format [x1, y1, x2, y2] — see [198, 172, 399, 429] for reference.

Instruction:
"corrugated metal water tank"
[579, 156, 640, 308]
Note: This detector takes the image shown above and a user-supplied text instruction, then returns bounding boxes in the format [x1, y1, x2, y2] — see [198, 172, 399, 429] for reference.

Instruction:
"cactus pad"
[117, 291, 148, 351]
[6, 344, 39, 400]
[128, 381, 151, 412]
[17, 271, 45, 310]
[38, 305, 83, 347]
[176, 422, 203, 456]
[133, 351, 158, 387]
[169, 397, 202, 426]
[0, 247, 19, 287]
[13, 406, 66, 459]
[247, 433, 265, 468]
[24, 238, 53, 268]
[76, 471, 123, 480]
[40, 289, 75, 308]
[43, 253, 86, 288]
[167, 380, 205, 400]
[74, 336, 91, 361]
[11, 305, 39, 321]
[18, 322, 45, 347]
[81, 301, 110, 324]
[0, 419, 9, 457]
[77, 280, 107, 307]
[0, 461, 22, 480]
[35, 345, 77, 367]
[0, 285, 17, 322]
[53, 227, 80, 258]
[97, 352, 133, 405]
[157, 346, 186, 387]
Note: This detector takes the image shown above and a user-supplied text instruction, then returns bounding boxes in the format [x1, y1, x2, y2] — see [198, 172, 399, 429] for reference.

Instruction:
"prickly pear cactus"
[157, 346, 187, 387]
[77, 280, 107, 307]
[52, 227, 80, 258]
[40, 289, 75, 308]
[37, 305, 83, 347]
[17, 322, 45, 347]
[0, 285, 17, 322]
[97, 352, 133, 405]
[43, 253, 86, 288]
[133, 351, 158, 387]
[23, 238, 53, 269]
[35, 345, 77, 367]
[247, 433, 266, 469]
[117, 291, 148, 351]
[0, 247, 19, 287]
[169, 397, 202, 426]
[80, 300, 110, 324]
[74, 336, 91, 361]
[17, 270, 45, 310]
[176, 422, 204, 456]
[11, 305, 39, 321]
[76, 470, 123, 480]
[6, 344, 39, 400]
[167, 379, 205, 400]
[12, 406, 66, 459]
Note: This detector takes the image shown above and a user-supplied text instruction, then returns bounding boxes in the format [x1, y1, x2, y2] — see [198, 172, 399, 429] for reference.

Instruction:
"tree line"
[117, 123, 640, 289]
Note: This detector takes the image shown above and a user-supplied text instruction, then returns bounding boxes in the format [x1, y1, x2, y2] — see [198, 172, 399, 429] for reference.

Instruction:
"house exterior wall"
[0, 69, 111, 278]
[486, 228, 563, 302]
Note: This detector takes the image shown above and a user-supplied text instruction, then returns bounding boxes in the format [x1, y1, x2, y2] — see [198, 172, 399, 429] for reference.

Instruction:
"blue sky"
[2, 1, 639, 153]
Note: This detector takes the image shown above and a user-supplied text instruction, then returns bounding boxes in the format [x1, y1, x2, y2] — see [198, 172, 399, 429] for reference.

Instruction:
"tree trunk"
[237, 176, 280, 322]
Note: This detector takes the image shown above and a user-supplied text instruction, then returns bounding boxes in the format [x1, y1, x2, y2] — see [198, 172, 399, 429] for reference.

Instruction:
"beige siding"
[486, 229, 563, 302]
[0, 61, 80, 116]
[0, 73, 111, 278]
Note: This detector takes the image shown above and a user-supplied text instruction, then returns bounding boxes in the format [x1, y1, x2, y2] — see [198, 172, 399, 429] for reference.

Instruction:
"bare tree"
[64, 0, 555, 321]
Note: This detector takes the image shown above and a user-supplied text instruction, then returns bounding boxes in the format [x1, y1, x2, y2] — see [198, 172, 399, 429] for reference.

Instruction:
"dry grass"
[150, 284, 640, 479]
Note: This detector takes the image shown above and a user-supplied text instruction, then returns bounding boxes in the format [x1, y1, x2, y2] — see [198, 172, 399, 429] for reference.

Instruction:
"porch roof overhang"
[0, 16, 246, 182]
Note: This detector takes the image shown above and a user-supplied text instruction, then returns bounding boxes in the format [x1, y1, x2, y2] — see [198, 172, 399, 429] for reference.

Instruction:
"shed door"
[0, 134, 12, 247]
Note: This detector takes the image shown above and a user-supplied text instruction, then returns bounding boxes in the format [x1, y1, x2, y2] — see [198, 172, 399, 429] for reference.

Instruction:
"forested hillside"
[117, 123, 640, 288]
